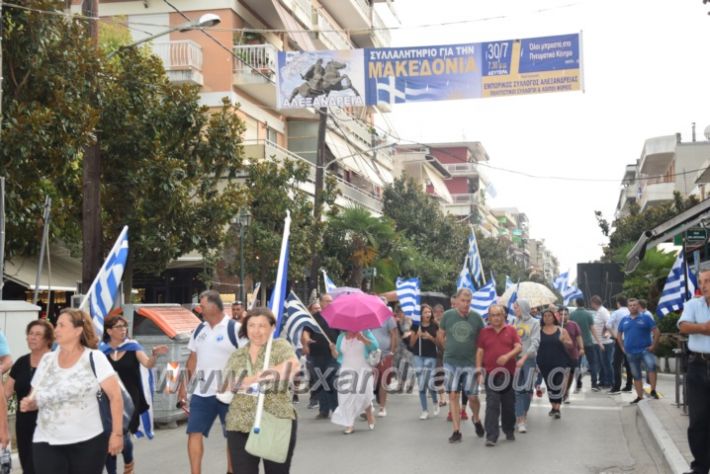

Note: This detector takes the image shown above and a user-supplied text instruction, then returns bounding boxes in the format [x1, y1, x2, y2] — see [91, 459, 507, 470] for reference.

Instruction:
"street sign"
[686, 228, 708, 245]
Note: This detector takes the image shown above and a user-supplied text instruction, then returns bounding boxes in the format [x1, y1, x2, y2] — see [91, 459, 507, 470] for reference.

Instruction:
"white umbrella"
[500, 282, 557, 307]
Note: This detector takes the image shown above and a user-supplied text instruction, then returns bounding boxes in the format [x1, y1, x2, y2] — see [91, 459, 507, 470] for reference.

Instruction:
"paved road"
[124, 380, 671, 474]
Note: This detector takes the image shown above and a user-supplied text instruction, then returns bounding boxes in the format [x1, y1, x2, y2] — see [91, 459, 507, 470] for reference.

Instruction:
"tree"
[477, 233, 528, 294]
[1, 1, 101, 256]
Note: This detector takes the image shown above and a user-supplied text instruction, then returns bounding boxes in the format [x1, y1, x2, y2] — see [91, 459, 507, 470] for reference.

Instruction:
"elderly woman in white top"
[20, 308, 124, 474]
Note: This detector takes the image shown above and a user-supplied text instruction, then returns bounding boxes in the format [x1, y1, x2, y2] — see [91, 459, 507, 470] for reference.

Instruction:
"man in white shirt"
[179, 290, 240, 474]
[607, 295, 633, 394]
[591, 295, 614, 390]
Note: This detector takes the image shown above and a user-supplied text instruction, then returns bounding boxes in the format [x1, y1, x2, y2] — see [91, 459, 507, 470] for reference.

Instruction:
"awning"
[3, 248, 82, 292]
[325, 132, 387, 187]
[272, 0, 316, 51]
[424, 165, 454, 204]
[136, 305, 201, 339]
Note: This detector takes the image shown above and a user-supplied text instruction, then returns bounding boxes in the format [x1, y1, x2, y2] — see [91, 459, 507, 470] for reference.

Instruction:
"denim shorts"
[626, 351, 657, 380]
[186, 395, 229, 438]
[443, 363, 479, 396]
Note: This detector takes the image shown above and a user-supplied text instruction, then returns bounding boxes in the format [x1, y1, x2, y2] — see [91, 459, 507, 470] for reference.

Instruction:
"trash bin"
[127, 304, 202, 428]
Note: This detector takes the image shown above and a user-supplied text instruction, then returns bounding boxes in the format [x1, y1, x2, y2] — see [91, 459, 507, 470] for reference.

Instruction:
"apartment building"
[80, 0, 395, 302]
[616, 133, 710, 218]
[526, 238, 559, 283]
[491, 207, 530, 270]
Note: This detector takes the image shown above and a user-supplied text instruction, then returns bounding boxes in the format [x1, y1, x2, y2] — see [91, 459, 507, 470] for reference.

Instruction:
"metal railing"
[233, 44, 278, 77]
[449, 193, 478, 205]
[152, 40, 203, 71]
[443, 162, 478, 176]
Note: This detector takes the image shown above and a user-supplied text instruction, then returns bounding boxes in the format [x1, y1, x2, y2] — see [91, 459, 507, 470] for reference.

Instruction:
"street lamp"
[236, 208, 252, 303]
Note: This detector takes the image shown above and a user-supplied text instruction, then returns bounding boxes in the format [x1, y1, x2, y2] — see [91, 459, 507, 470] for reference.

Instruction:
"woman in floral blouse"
[223, 307, 300, 474]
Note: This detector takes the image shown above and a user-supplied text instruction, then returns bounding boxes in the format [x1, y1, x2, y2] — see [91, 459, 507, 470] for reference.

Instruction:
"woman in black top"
[536, 309, 573, 419]
[102, 315, 168, 474]
[4, 320, 54, 474]
[409, 304, 440, 420]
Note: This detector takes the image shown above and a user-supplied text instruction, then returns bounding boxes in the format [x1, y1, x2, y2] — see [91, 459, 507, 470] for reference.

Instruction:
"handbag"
[244, 356, 292, 463]
[90, 351, 135, 436]
[367, 348, 382, 367]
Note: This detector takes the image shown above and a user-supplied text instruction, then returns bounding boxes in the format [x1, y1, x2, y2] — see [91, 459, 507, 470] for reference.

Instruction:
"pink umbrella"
[321, 293, 393, 332]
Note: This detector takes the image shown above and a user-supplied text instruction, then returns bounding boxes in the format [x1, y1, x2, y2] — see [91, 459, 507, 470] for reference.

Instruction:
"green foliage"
[1, 1, 101, 256]
[612, 244, 676, 311]
[477, 233, 528, 294]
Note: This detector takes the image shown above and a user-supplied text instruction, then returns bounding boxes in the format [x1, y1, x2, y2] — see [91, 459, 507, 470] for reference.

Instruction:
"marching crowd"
[0, 275, 707, 474]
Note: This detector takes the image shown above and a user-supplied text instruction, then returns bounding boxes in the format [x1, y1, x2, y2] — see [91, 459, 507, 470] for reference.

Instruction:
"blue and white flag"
[322, 270, 337, 293]
[505, 275, 514, 290]
[553, 271, 569, 293]
[81, 226, 129, 337]
[396, 277, 421, 323]
[282, 291, 322, 356]
[456, 256, 475, 291]
[376, 76, 445, 104]
[99, 339, 155, 439]
[507, 283, 519, 324]
[467, 231, 484, 285]
[471, 278, 497, 318]
[657, 251, 697, 317]
[562, 285, 584, 306]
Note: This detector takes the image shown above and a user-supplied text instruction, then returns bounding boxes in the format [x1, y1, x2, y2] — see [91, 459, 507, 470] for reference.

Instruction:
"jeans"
[309, 355, 339, 416]
[627, 350, 657, 380]
[612, 338, 633, 391]
[599, 342, 615, 387]
[484, 375, 515, 442]
[413, 356, 438, 411]
[514, 358, 536, 418]
[686, 359, 710, 474]
[585, 345, 602, 388]
[105, 433, 134, 474]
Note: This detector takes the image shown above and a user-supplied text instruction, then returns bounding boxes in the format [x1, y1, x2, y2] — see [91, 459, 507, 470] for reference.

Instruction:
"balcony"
[638, 135, 677, 176]
[282, 0, 313, 28]
[152, 41, 204, 86]
[448, 193, 477, 205]
[443, 162, 478, 178]
[639, 181, 675, 211]
[320, 0, 371, 34]
[244, 139, 383, 215]
[371, 9, 391, 47]
[314, 7, 353, 51]
[233, 44, 278, 85]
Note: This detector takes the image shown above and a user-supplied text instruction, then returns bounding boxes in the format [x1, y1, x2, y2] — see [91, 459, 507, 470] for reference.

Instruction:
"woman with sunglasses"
[101, 315, 168, 474]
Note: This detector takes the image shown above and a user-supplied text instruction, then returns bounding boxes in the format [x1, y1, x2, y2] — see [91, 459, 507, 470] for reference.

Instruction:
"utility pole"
[81, 0, 102, 292]
[309, 107, 328, 295]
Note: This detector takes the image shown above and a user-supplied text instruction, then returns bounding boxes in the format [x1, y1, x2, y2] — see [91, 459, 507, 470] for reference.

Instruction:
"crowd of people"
[0, 276, 707, 474]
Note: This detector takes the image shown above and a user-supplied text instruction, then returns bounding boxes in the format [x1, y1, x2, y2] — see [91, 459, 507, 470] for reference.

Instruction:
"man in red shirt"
[476, 304, 522, 447]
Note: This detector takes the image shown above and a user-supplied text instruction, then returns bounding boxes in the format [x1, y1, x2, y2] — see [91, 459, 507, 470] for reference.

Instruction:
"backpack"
[193, 319, 239, 348]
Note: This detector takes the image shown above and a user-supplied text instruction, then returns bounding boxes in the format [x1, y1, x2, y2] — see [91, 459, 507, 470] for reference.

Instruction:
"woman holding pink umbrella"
[330, 330, 379, 434]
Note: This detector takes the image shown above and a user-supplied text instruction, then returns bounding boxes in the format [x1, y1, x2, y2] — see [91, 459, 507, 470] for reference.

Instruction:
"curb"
[637, 401, 690, 474]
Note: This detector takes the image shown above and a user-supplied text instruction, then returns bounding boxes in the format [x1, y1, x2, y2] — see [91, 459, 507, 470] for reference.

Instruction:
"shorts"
[374, 353, 395, 388]
[626, 351, 656, 380]
[443, 363, 480, 397]
[186, 395, 229, 438]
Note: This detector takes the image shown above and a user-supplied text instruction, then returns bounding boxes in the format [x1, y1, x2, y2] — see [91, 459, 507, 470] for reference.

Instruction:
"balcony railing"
[233, 44, 278, 78]
[152, 40, 204, 85]
[316, 7, 353, 50]
[448, 193, 477, 205]
[443, 162, 478, 177]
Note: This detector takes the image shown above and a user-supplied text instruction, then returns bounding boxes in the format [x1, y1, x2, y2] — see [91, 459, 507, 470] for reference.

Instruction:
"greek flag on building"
[657, 251, 697, 317]
[467, 231, 484, 285]
[471, 278, 497, 318]
[83, 226, 129, 337]
[282, 291, 322, 355]
[396, 277, 421, 323]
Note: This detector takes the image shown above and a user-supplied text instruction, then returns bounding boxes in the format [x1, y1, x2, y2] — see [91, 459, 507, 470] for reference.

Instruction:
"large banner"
[276, 33, 582, 109]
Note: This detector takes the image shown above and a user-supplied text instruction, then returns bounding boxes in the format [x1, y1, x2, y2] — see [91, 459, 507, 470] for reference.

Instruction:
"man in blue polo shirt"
[617, 298, 660, 404]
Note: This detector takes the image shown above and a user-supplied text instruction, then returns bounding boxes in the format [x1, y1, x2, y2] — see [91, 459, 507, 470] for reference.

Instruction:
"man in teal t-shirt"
[569, 298, 603, 391]
[438, 288, 485, 444]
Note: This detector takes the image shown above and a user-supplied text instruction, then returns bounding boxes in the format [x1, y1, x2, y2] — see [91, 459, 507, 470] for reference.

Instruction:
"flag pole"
[253, 212, 291, 433]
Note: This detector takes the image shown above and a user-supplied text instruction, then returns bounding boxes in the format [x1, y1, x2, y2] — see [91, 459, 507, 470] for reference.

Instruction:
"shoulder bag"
[90, 351, 135, 436]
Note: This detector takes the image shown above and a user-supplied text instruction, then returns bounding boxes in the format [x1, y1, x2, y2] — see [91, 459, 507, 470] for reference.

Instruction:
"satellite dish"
[704, 124, 710, 141]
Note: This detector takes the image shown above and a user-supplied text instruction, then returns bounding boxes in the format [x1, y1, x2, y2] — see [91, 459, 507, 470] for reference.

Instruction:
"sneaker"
[630, 397, 643, 404]
[419, 411, 429, 420]
[292, 394, 300, 404]
[548, 409, 556, 416]
[315, 413, 329, 420]
[368, 423, 375, 430]
[591, 386, 601, 392]
[307, 400, 319, 409]
[433, 405, 440, 416]
[608, 389, 621, 395]
[506, 432, 516, 441]
[343, 427, 354, 435]
[446, 410, 452, 422]
[474, 420, 485, 438]
[518, 423, 527, 433]
[460, 409, 469, 421]
[377, 408, 387, 417]
[485, 439, 496, 447]
[650, 390, 660, 400]
[553, 410, 561, 420]
[448, 431, 462, 443]
[621, 386, 633, 393]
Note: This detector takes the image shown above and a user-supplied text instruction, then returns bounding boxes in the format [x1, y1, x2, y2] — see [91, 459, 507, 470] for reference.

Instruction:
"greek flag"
[562, 285, 584, 305]
[282, 291, 322, 355]
[376, 76, 444, 105]
[553, 271, 569, 293]
[467, 231, 484, 285]
[396, 277, 421, 323]
[457, 256, 475, 291]
[657, 251, 697, 317]
[322, 270, 337, 293]
[471, 278, 497, 318]
[81, 226, 129, 337]
[505, 275, 514, 290]
[270, 212, 292, 337]
[507, 283, 519, 324]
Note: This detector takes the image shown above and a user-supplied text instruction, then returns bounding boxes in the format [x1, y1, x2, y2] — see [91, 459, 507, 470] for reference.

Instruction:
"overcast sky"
[377, 0, 710, 279]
